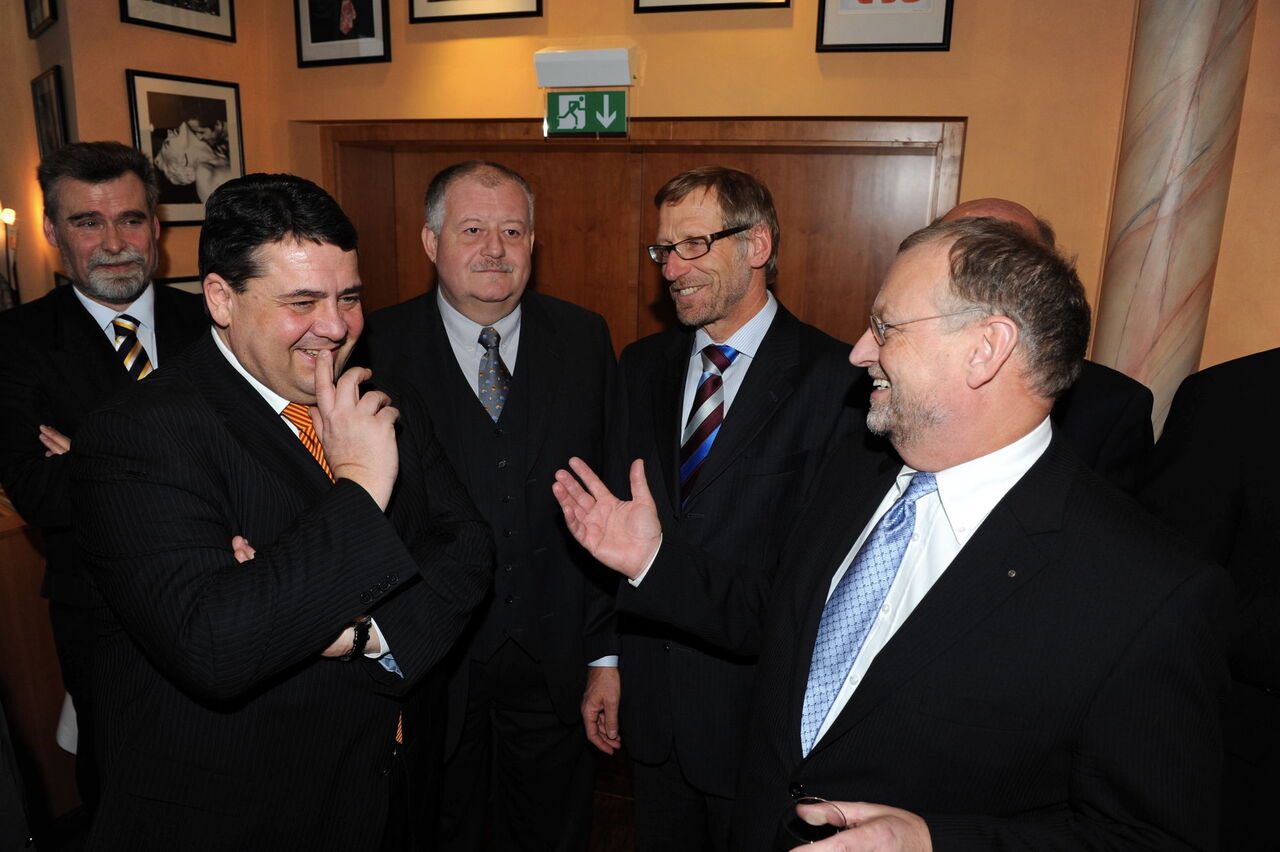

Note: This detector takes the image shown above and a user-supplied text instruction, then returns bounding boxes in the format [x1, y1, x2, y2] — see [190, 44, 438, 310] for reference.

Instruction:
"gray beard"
[74, 248, 153, 305]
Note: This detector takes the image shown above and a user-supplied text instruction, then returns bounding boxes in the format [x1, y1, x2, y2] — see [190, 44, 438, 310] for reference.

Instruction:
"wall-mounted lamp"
[0, 204, 18, 310]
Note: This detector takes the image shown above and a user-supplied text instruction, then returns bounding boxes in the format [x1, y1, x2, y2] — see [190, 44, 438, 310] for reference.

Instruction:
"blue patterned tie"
[478, 326, 511, 422]
[799, 471, 938, 756]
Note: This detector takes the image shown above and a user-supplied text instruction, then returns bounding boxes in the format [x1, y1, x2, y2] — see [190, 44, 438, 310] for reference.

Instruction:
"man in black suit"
[71, 173, 492, 851]
[0, 141, 206, 813]
[939, 198, 1153, 492]
[362, 161, 615, 851]
[715, 217, 1226, 849]
[1140, 347, 1280, 851]
[553, 166, 862, 852]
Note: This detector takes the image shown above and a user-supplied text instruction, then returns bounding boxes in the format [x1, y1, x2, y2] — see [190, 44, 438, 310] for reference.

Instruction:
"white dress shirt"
[73, 283, 160, 369]
[810, 417, 1053, 745]
[436, 289, 522, 393]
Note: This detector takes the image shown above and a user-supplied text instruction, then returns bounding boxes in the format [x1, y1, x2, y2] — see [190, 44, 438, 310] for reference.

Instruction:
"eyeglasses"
[869, 307, 984, 346]
[646, 224, 751, 264]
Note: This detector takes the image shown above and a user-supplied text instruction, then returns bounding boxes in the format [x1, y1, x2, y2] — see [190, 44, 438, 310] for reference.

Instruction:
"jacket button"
[385, 574, 398, 585]
[359, 592, 372, 604]
[497, 459, 508, 469]
[504, 595, 515, 604]
[500, 494, 512, 503]
[494, 427, 503, 437]
[789, 782, 806, 798]
[503, 529, 515, 538]
[504, 564, 514, 573]
[663, 643, 670, 652]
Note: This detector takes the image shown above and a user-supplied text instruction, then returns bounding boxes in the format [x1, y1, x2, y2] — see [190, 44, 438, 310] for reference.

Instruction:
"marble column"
[1092, 0, 1256, 431]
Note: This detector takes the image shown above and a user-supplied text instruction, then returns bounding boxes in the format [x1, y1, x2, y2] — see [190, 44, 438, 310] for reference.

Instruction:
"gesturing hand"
[311, 349, 399, 510]
[551, 457, 661, 580]
[789, 801, 932, 852]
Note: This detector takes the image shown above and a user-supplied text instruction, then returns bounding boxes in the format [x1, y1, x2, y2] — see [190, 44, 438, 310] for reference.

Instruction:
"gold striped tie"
[280, 403, 333, 480]
[112, 314, 153, 380]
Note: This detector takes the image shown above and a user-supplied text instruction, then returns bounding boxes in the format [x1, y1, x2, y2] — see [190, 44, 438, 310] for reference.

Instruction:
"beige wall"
[0, 0, 1274, 366]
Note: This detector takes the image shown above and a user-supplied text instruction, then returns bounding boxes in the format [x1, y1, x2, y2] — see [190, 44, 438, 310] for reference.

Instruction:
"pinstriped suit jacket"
[72, 333, 493, 851]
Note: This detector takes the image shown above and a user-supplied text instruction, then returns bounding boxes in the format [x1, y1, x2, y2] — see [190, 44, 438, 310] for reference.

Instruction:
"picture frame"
[409, 0, 540, 24]
[295, 0, 391, 67]
[25, 0, 57, 38]
[635, 0, 786, 12]
[31, 66, 70, 160]
[155, 275, 204, 295]
[119, 0, 235, 42]
[126, 70, 244, 225]
[817, 0, 952, 52]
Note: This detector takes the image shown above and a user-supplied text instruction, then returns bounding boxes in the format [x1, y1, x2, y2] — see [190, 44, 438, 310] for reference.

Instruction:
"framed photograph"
[818, 0, 952, 52]
[410, 0, 540, 24]
[635, 0, 786, 11]
[126, 70, 244, 225]
[155, 275, 203, 294]
[26, 0, 57, 37]
[119, 0, 235, 41]
[31, 66, 69, 160]
[295, 0, 390, 67]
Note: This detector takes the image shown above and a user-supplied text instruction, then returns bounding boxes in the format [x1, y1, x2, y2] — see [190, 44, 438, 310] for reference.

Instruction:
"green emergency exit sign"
[545, 91, 628, 136]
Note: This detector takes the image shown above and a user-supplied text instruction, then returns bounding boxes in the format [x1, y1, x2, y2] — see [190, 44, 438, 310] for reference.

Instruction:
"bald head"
[941, 198, 1055, 247]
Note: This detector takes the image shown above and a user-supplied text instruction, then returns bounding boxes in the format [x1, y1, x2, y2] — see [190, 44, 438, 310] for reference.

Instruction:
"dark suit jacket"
[0, 284, 206, 604]
[612, 302, 864, 797]
[1139, 347, 1280, 693]
[735, 436, 1230, 851]
[71, 333, 493, 851]
[1051, 359, 1153, 493]
[362, 290, 617, 742]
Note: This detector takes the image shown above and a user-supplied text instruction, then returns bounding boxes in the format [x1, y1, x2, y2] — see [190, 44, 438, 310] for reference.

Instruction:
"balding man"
[730, 217, 1228, 850]
[940, 198, 1154, 492]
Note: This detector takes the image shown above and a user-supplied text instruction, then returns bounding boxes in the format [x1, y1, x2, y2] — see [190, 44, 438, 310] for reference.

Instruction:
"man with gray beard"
[0, 141, 205, 819]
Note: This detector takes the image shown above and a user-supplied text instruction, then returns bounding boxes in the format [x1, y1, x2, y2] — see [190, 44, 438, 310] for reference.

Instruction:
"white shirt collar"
[436, 289, 522, 349]
[210, 326, 292, 415]
[72, 282, 157, 332]
[691, 290, 777, 358]
[896, 416, 1053, 546]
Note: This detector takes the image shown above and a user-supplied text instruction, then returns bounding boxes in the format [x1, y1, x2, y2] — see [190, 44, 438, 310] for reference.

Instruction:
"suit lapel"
[516, 294, 563, 478]
[805, 441, 1075, 759]
[399, 293, 469, 457]
[187, 335, 334, 499]
[655, 332, 692, 515]
[683, 306, 801, 506]
[53, 286, 132, 397]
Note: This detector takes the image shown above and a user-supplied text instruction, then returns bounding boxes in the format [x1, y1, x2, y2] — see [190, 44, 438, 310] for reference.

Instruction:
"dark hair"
[198, 173, 358, 292]
[423, 160, 535, 232]
[899, 218, 1090, 399]
[37, 141, 159, 221]
[1034, 216, 1057, 248]
[654, 166, 780, 285]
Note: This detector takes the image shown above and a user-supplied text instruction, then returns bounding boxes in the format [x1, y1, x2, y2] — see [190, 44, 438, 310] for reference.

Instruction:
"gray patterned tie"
[800, 471, 938, 755]
[478, 326, 511, 422]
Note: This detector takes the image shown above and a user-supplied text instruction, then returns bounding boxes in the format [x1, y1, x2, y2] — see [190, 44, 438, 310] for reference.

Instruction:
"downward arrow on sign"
[595, 95, 617, 128]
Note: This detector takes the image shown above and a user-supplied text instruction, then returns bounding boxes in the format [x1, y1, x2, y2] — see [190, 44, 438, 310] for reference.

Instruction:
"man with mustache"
[553, 166, 864, 851]
[361, 161, 616, 850]
[0, 141, 206, 816]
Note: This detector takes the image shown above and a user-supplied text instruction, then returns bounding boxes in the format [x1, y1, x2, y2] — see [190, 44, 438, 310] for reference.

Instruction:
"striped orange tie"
[280, 403, 333, 480]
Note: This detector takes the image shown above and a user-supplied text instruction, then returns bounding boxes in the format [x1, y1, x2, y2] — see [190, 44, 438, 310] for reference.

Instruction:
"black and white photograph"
[817, 0, 952, 52]
[410, 0, 540, 24]
[127, 70, 244, 224]
[25, 0, 57, 37]
[635, 0, 787, 12]
[295, 0, 391, 67]
[30, 66, 69, 160]
[119, 0, 236, 41]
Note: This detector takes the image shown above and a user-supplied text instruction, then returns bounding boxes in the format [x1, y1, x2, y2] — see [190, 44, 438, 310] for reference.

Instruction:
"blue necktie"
[799, 471, 938, 756]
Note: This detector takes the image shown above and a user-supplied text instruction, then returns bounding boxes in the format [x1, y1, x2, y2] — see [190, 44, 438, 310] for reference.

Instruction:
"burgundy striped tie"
[679, 344, 739, 506]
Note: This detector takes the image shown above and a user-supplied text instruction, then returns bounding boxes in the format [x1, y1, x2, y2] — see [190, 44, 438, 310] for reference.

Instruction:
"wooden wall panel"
[320, 119, 964, 353]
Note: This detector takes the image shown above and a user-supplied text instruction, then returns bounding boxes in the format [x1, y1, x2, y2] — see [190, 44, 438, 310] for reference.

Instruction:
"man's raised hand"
[551, 457, 661, 580]
[311, 349, 399, 510]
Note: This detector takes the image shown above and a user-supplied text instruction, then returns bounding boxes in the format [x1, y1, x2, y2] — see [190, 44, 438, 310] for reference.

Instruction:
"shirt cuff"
[627, 534, 663, 587]
[589, 656, 619, 667]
